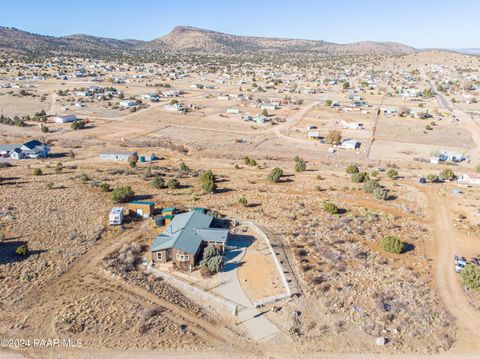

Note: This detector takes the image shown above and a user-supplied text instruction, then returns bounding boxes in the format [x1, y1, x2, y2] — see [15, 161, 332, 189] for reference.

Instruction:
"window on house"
[176, 253, 189, 261]
[157, 252, 162, 261]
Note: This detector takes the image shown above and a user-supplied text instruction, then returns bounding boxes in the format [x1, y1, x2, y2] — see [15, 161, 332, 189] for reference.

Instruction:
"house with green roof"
[150, 210, 229, 269]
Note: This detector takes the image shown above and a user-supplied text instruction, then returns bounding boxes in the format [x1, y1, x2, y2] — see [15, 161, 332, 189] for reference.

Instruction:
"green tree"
[32, 168, 42, 176]
[426, 173, 439, 182]
[325, 99, 333, 107]
[363, 180, 380, 193]
[268, 167, 284, 183]
[294, 158, 306, 172]
[439, 168, 455, 181]
[373, 187, 389, 200]
[386, 168, 399, 179]
[200, 170, 217, 193]
[380, 235, 404, 254]
[200, 245, 223, 273]
[167, 178, 179, 189]
[179, 161, 189, 172]
[351, 172, 369, 183]
[460, 263, 480, 291]
[112, 186, 135, 203]
[346, 164, 359, 174]
[323, 202, 339, 214]
[151, 176, 165, 189]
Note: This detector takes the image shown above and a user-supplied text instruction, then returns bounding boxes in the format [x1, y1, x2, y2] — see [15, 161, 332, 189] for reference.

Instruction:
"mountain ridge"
[0, 25, 417, 57]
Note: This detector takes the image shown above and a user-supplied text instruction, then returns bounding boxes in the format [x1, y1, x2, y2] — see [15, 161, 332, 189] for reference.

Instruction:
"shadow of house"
[0, 240, 46, 265]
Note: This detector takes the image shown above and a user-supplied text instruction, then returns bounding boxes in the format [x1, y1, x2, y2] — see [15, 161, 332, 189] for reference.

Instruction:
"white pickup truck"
[455, 255, 467, 273]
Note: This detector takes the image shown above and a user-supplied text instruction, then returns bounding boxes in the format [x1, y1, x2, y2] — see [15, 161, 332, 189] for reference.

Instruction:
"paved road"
[217, 239, 280, 342]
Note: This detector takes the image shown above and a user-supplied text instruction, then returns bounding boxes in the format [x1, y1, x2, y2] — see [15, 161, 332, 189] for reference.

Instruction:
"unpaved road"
[418, 185, 480, 352]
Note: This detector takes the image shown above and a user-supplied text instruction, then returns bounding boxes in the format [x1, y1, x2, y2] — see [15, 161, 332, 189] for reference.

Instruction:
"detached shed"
[127, 201, 155, 218]
[99, 151, 137, 162]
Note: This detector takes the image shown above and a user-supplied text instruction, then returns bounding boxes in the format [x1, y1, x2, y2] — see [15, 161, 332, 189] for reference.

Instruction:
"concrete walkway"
[217, 239, 280, 342]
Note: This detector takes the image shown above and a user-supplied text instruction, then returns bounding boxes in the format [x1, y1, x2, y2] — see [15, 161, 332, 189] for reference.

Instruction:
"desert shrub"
[294, 158, 306, 172]
[323, 202, 339, 214]
[380, 235, 404, 254]
[167, 178, 179, 189]
[363, 180, 380, 193]
[32, 168, 42, 176]
[99, 183, 111, 192]
[71, 120, 86, 130]
[54, 162, 63, 174]
[386, 168, 399, 179]
[460, 263, 480, 291]
[47, 181, 54, 190]
[268, 167, 284, 183]
[351, 171, 369, 183]
[129, 160, 137, 168]
[151, 176, 165, 189]
[426, 173, 439, 182]
[79, 173, 89, 183]
[0, 232, 5, 241]
[244, 156, 257, 166]
[439, 168, 455, 181]
[179, 161, 189, 172]
[104, 243, 143, 273]
[373, 187, 389, 200]
[346, 164, 359, 174]
[238, 196, 248, 207]
[15, 244, 29, 256]
[370, 170, 379, 177]
[112, 186, 135, 203]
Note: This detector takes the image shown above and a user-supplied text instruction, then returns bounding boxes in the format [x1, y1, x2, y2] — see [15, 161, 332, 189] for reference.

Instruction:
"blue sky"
[0, 0, 478, 48]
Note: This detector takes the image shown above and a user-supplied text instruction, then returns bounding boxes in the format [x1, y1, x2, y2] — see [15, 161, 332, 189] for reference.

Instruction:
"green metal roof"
[162, 207, 175, 212]
[150, 211, 229, 254]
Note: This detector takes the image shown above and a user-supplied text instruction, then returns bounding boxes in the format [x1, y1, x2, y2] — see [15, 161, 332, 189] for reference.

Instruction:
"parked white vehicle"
[109, 207, 124, 225]
[455, 255, 467, 273]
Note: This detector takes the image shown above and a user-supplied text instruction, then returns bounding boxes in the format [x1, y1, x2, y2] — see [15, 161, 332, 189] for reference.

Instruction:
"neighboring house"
[120, 100, 136, 108]
[439, 150, 466, 162]
[340, 139, 360, 149]
[0, 140, 49, 159]
[261, 103, 278, 111]
[253, 116, 268, 124]
[307, 130, 322, 140]
[341, 120, 363, 130]
[150, 211, 229, 269]
[163, 103, 183, 112]
[54, 115, 76, 123]
[99, 150, 137, 161]
[226, 108, 240, 114]
[458, 173, 480, 185]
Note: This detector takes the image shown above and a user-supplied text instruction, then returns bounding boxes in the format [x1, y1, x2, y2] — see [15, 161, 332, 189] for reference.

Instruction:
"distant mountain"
[0, 25, 417, 58]
[453, 48, 480, 55]
[0, 26, 142, 56]
[137, 26, 417, 56]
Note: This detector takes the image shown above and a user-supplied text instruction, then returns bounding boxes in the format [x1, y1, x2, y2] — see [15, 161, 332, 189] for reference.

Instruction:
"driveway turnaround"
[217, 239, 280, 342]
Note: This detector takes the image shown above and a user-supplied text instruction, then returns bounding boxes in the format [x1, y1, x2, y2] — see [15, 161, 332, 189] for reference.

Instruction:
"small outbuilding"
[127, 201, 155, 218]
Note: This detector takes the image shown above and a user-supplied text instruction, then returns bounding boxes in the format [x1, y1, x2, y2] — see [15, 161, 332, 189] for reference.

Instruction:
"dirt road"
[419, 186, 480, 352]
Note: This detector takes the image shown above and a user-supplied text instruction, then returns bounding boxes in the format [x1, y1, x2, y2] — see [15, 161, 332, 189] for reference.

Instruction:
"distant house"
[226, 108, 240, 114]
[0, 140, 49, 159]
[54, 115, 76, 123]
[439, 150, 466, 162]
[253, 116, 268, 124]
[340, 139, 360, 149]
[307, 130, 322, 140]
[120, 100, 136, 108]
[163, 103, 183, 112]
[458, 173, 480, 186]
[150, 210, 229, 269]
[99, 150, 137, 161]
[261, 103, 279, 111]
[341, 120, 363, 130]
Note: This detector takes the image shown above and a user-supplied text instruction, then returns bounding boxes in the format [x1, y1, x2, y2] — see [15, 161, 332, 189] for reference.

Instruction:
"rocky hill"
[138, 26, 417, 56]
[0, 25, 417, 57]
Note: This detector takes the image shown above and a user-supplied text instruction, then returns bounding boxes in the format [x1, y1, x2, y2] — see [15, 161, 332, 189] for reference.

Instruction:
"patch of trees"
[112, 186, 135, 203]
[0, 114, 26, 127]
